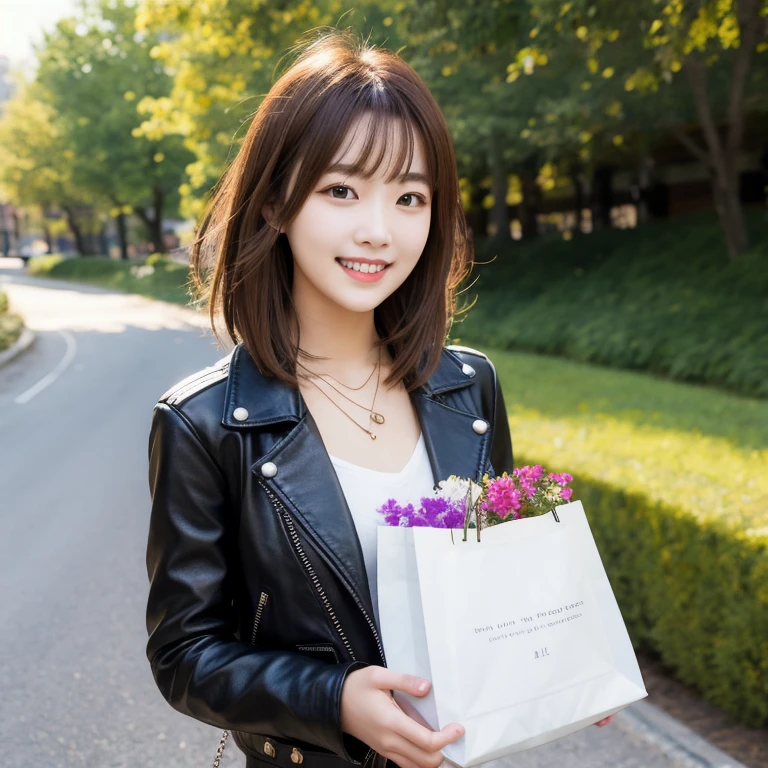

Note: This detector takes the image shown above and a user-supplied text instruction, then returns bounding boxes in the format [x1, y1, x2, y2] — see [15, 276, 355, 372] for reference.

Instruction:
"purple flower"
[420, 496, 459, 528]
[379, 499, 419, 527]
[378, 495, 466, 529]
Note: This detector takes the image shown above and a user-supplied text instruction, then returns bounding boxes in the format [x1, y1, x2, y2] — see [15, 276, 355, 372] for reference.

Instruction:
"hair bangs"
[337, 109, 421, 187]
[287, 82, 431, 214]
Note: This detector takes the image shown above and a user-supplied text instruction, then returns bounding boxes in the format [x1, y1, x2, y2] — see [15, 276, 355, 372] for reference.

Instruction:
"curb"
[615, 700, 750, 768]
[0, 326, 35, 369]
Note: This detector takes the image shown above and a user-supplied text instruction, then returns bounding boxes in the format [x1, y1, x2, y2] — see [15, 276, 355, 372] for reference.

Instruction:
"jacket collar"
[222, 343, 476, 427]
[222, 343, 490, 641]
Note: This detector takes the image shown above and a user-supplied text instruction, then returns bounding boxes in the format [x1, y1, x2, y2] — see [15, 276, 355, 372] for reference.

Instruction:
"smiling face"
[283, 112, 433, 316]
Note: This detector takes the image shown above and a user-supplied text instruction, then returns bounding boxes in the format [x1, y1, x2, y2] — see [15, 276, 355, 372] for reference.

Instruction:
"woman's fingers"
[383, 733, 448, 768]
[380, 669, 432, 698]
[386, 753, 423, 768]
[392, 710, 464, 755]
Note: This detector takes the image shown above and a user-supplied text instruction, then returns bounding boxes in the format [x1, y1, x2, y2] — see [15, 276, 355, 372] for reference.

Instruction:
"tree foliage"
[134, 0, 398, 215]
[20, 0, 193, 250]
[1, 0, 766, 257]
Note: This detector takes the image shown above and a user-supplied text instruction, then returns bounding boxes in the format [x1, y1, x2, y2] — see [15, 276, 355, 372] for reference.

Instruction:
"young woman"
[145, 28, 608, 768]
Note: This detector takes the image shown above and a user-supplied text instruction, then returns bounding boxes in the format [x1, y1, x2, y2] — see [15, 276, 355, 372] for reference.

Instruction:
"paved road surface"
[0, 261, 685, 767]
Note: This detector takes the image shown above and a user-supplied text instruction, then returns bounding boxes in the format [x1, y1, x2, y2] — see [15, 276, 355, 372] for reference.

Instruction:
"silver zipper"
[258, 477, 380, 767]
[266, 481, 387, 666]
[258, 478, 362, 659]
[251, 591, 269, 645]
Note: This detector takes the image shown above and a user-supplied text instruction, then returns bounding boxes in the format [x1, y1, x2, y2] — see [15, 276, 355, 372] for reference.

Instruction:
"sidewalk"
[465, 699, 749, 768]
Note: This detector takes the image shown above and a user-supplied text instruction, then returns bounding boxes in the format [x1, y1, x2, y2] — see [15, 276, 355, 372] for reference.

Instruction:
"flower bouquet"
[376, 467, 647, 767]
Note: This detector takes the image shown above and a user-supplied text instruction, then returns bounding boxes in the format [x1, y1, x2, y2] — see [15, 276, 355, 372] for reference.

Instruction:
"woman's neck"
[294, 308, 386, 379]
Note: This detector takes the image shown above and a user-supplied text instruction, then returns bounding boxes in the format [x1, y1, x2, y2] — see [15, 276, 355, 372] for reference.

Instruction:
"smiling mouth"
[335, 257, 391, 274]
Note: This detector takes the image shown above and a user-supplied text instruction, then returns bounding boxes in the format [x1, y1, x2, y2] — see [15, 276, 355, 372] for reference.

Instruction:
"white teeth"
[339, 259, 387, 273]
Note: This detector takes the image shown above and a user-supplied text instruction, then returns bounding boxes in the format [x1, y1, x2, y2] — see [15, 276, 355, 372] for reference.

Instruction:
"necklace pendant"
[369, 432, 377, 440]
[370, 412, 385, 425]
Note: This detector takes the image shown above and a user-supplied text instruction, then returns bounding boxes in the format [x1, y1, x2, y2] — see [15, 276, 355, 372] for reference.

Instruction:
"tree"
[0, 81, 95, 254]
[532, 0, 768, 259]
[134, 0, 398, 217]
[395, 0, 535, 239]
[35, 0, 194, 253]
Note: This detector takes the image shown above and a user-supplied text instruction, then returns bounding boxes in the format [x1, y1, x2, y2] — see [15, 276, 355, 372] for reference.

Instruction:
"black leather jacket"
[146, 343, 513, 768]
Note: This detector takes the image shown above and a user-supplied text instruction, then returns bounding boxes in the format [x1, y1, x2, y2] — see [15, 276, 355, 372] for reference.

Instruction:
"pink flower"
[514, 465, 545, 498]
[560, 487, 573, 501]
[483, 476, 523, 519]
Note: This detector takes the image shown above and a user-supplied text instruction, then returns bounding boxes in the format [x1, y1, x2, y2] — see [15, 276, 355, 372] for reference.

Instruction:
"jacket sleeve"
[485, 357, 514, 476]
[146, 402, 369, 762]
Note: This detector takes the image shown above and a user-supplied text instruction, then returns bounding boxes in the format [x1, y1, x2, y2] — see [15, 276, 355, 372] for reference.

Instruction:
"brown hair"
[191, 27, 472, 392]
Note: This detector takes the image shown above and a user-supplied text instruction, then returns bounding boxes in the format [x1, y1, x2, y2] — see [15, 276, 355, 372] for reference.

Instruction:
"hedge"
[485, 347, 768, 727]
[0, 291, 23, 352]
[28, 253, 191, 305]
[456, 210, 768, 399]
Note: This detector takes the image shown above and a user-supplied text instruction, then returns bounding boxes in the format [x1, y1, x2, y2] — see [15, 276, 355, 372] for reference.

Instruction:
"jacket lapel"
[223, 345, 491, 627]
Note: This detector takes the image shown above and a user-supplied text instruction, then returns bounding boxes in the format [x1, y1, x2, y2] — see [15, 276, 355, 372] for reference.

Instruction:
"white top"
[329, 433, 435, 626]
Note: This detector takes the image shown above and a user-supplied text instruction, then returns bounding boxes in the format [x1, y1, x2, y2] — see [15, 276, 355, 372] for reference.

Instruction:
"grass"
[457, 209, 768, 399]
[27, 254, 192, 305]
[0, 291, 23, 352]
[489, 347, 767, 530]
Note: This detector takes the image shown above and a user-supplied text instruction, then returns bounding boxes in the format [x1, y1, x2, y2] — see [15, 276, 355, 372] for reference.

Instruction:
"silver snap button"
[261, 462, 278, 478]
[462, 363, 476, 377]
[472, 419, 488, 435]
[233, 407, 249, 421]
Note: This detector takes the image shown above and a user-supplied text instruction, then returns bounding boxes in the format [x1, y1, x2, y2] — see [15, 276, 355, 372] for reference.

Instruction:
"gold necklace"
[302, 373, 381, 439]
[298, 348, 385, 425]
[296, 356, 377, 391]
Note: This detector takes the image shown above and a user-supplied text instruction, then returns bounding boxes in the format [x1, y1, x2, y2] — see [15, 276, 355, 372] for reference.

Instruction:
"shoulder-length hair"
[191, 27, 472, 392]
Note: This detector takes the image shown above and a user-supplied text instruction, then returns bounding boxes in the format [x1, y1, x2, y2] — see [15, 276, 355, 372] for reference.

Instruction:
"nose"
[353, 199, 392, 248]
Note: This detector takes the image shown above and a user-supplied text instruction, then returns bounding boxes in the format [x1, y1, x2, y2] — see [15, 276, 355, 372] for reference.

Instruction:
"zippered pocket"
[250, 590, 269, 645]
[295, 643, 340, 663]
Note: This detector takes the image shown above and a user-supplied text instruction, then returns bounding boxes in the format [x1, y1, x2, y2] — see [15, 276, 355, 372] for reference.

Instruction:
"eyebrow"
[324, 163, 432, 188]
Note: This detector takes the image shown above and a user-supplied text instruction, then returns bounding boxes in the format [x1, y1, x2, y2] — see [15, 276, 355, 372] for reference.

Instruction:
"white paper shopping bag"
[377, 500, 647, 767]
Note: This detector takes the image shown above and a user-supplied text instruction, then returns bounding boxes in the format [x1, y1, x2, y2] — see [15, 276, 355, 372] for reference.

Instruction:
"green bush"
[27, 254, 192, 305]
[0, 291, 23, 352]
[488, 346, 768, 726]
[456, 211, 768, 399]
[145, 252, 171, 266]
[27, 254, 65, 276]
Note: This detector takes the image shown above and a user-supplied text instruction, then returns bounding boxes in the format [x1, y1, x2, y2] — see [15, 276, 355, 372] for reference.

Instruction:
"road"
[0, 260, 687, 767]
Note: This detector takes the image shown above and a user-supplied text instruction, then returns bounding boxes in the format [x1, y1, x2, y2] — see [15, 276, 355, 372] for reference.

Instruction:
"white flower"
[435, 475, 471, 506]
[435, 476, 484, 519]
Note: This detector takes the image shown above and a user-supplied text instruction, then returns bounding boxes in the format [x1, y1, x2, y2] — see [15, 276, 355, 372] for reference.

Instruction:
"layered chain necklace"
[296, 346, 385, 440]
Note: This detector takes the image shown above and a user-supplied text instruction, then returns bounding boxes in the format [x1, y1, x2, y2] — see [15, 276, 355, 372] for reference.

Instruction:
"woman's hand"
[341, 666, 464, 768]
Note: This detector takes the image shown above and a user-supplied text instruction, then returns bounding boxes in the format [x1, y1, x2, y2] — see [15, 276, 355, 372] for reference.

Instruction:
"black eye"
[330, 186, 350, 199]
[400, 193, 423, 207]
